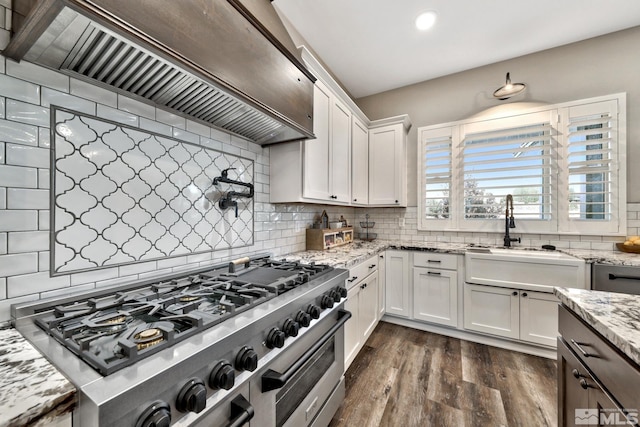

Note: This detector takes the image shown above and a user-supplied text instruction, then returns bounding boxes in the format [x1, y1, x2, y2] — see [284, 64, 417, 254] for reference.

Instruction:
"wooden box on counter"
[306, 227, 354, 250]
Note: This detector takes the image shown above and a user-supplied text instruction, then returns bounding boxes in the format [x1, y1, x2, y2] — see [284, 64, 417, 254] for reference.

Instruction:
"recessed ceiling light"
[415, 11, 437, 31]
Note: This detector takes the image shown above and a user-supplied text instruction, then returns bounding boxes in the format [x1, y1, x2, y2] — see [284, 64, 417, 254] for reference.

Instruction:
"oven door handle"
[261, 309, 352, 392]
[225, 394, 254, 427]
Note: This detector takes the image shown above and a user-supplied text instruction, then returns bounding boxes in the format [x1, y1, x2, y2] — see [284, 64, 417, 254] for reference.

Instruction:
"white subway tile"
[70, 78, 117, 107]
[7, 188, 49, 209]
[95, 274, 138, 288]
[0, 119, 38, 146]
[41, 283, 95, 299]
[0, 74, 40, 104]
[70, 267, 119, 286]
[139, 268, 174, 279]
[200, 137, 222, 151]
[8, 230, 48, 253]
[0, 252, 38, 276]
[0, 187, 4, 209]
[156, 256, 187, 269]
[6, 99, 50, 127]
[41, 88, 95, 115]
[118, 95, 155, 120]
[119, 260, 157, 276]
[5, 143, 49, 168]
[0, 210, 38, 231]
[186, 119, 210, 138]
[3, 7, 8, 32]
[38, 251, 49, 272]
[211, 127, 232, 144]
[187, 253, 211, 264]
[6, 60, 69, 92]
[0, 8, 5, 31]
[173, 128, 199, 144]
[0, 278, 5, 300]
[38, 127, 50, 148]
[0, 97, 4, 119]
[38, 169, 50, 189]
[0, 232, 6, 255]
[39, 210, 49, 230]
[139, 117, 172, 136]
[96, 104, 138, 126]
[7, 271, 70, 298]
[156, 108, 185, 129]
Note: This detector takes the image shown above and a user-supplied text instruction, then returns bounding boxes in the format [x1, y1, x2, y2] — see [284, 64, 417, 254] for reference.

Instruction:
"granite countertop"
[0, 328, 75, 427]
[554, 287, 640, 366]
[1, 239, 638, 425]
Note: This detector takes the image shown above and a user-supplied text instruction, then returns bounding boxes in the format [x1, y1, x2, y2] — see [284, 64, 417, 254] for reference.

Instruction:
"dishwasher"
[592, 263, 640, 295]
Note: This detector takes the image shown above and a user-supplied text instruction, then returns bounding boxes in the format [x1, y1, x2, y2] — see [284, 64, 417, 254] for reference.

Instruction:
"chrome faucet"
[504, 194, 521, 247]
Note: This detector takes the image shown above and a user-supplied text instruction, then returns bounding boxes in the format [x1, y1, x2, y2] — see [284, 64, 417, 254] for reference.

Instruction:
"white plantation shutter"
[560, 99, 624, 234]
[419, 126, 455, 229]
[459, 111, 557, 232]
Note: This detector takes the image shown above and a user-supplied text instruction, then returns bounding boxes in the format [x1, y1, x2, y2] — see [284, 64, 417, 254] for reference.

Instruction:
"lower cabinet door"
[358, 273, 378, 339]
[344, 285, 361, 369]
[413, 267, 458, 327]
[557, 338, 590, 427]
[463, 283, 519, 339]
[519, 290, 558, 347]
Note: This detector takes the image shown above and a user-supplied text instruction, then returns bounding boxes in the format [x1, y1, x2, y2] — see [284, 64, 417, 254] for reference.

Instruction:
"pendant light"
[493, 72, 526, 100]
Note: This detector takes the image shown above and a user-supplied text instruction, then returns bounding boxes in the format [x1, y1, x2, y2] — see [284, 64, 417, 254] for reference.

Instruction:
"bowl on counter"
[329, 221, 343, 229]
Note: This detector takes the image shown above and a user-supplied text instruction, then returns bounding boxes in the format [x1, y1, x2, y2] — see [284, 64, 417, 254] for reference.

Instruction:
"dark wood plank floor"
[329, 321, 557, 427]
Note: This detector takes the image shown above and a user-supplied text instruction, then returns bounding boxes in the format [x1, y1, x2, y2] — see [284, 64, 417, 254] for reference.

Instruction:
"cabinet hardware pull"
[571, 339, 595, 358]
[579, 378, 593, 390]
[369, 264, 376, 268]
[572, 369, 585, 379]
[427, 260, 441, 263]
[347, 276, 358, 283]
[522, 292, 528, 297]
[512, 291, 518, 296]
[361, 284, 367, 289]
[380, 255, 384, 258]
[609, 273, 640, 281]
[427, 271, 441, 276]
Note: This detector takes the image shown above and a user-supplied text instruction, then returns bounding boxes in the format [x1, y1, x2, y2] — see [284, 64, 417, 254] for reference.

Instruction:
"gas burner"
[132, 327, 164, 350]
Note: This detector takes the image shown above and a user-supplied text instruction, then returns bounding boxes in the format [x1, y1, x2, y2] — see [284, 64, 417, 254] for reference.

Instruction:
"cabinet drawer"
[559, 304, 640, 413]
[413, 252, 457, 270]
[347, 255, 378, 289]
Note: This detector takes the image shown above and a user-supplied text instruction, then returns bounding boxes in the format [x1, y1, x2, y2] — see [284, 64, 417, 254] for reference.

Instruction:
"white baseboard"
[380, 315, 557, 360]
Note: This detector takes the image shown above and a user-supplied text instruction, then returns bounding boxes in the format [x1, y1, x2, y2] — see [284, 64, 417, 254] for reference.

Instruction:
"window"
[418, 94, 626, 235]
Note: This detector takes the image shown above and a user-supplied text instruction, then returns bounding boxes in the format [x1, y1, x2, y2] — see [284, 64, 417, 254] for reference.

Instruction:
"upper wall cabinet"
[269, 47, 411, 207]
[368, 117, 410, 207]
[351, 116, 369, 205]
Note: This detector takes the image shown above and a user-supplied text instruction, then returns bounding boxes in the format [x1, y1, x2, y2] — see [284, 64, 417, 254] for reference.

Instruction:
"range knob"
[176, 378, 207, 414]
[136, 401, 171, 427]
[306, 304, 321, 319]
[209, 361, 235, 390]
[295, 310, 311, 327]
[320, 294, 335, 309]
[235, 346, 258, 372]
[282, 318, 300, 337]
[329, 289, 341, 303]
[336, 286, 348, 299]
[266, 327, 286, 349]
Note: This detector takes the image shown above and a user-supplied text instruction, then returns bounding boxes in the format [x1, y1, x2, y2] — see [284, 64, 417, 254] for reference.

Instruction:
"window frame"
[417, 93, 627, 236]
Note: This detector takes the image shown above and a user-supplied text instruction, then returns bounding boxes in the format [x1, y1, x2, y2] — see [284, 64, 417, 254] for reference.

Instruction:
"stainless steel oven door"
[250, 308, 350, 427]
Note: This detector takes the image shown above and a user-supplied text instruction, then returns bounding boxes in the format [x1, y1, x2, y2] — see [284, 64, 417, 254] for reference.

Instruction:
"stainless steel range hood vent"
[58, 24, 283, 142]
[6, 1, 315, 145]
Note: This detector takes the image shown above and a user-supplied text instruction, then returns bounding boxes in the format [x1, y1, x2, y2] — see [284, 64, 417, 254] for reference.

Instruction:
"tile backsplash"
[0, 55, 353, 323]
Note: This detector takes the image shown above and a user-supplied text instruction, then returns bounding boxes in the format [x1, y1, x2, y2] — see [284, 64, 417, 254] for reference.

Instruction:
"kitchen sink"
[465, 247, 587, 291]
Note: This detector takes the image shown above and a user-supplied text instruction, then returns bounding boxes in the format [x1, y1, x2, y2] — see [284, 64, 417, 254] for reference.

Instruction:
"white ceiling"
[273, 0, 640, 98]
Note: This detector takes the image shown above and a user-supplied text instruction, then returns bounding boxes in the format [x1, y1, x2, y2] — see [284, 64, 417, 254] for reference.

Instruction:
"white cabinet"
[385, 250, 410, 317]
[368, 118, 410, 206]
[302, 80, 351, 203]
[519, 290, 558, 347]
[344, 255, 379, 369]
[413, 267, 458, 328]
[351, 116, 369, 205]
[377, 252, 386, 318]
[463, 283, 558, 346]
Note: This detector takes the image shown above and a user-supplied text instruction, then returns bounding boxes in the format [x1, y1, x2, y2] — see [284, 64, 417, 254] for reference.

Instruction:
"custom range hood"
[4, 0, 315, 145]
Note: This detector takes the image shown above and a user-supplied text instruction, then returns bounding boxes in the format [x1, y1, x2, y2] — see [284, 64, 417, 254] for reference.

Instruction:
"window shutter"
[460, 115, 554, 225]
[418, 126, 454, 229]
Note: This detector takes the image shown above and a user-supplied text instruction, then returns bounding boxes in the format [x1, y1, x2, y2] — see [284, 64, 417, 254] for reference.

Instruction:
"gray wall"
[356, 26, 640, 205]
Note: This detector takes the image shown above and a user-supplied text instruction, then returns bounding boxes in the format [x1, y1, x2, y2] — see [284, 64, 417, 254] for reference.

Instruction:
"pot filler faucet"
[504, 194, 521, 247]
